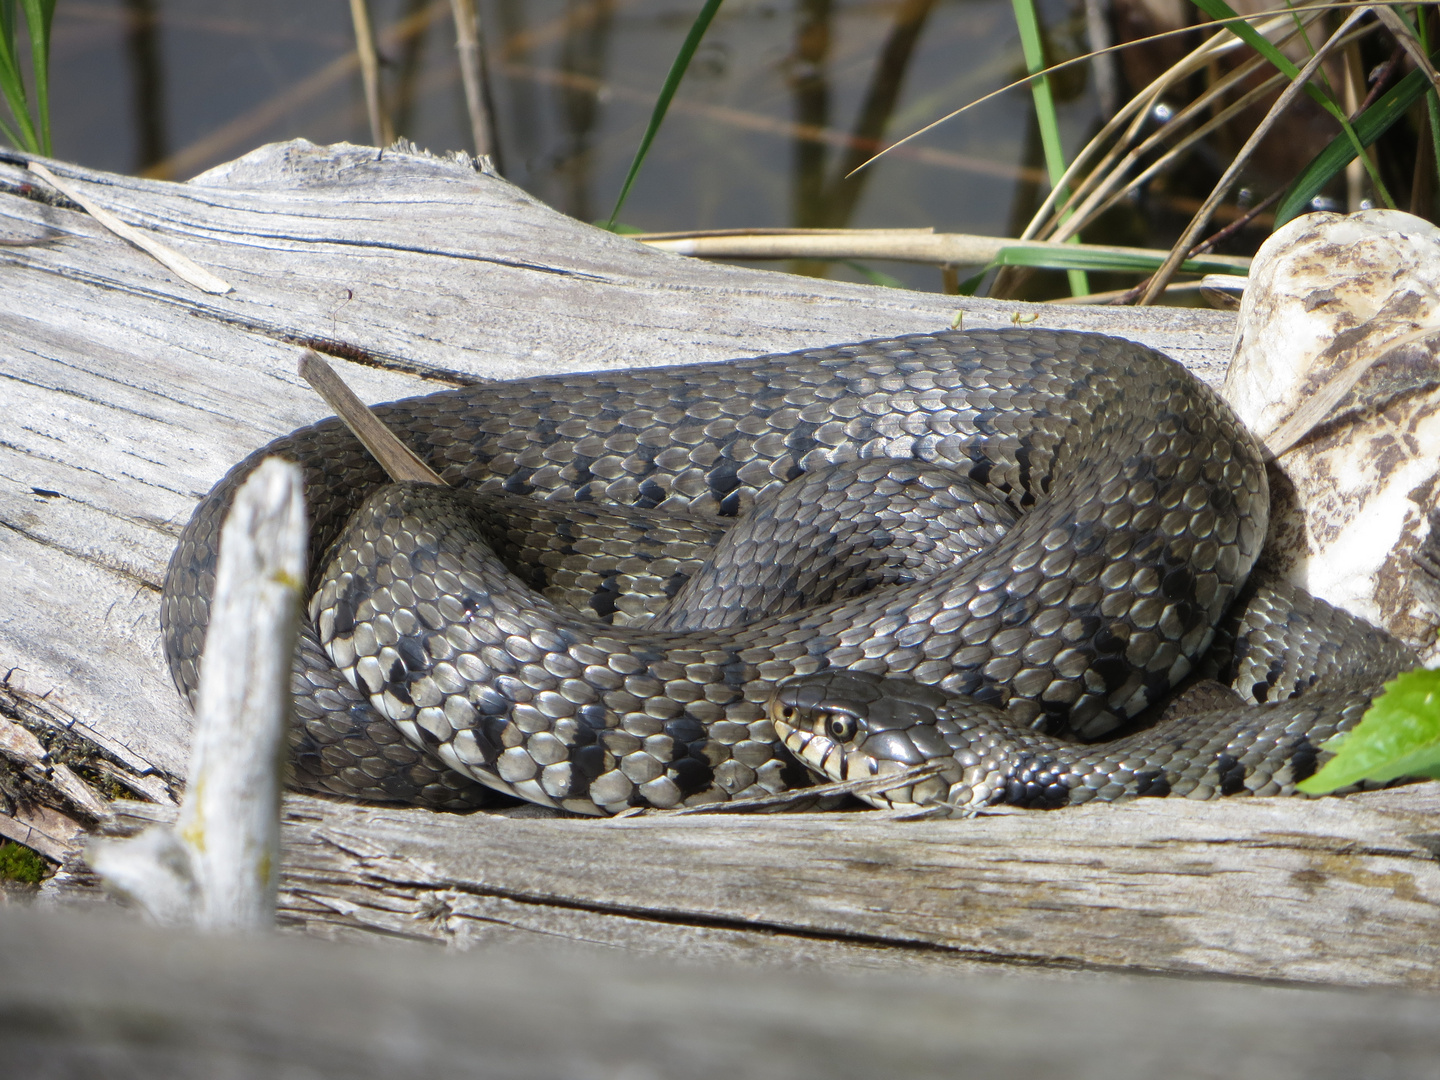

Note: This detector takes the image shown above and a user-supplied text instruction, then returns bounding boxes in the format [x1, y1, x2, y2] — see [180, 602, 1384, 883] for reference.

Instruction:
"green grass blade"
[1296, 669, 1440, 794]
[1419, 3, 1440, 208]
[955, 268, 989, 296]
[992, 244, 1247, 276]
[0, 0, 41, 152]
[1189, 0, 1391, 209]
[605, 0, 726, 230]
[957, 244, 1245, 296]
[20, 0, 53, 155]
[0, 109, 22, 149]
[1010, 0, 1086, 296]
[1274, 51, 1440, 226]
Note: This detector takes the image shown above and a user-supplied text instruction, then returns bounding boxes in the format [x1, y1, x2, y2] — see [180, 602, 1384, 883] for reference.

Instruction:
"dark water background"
[43, 0, 1384, 293]
[41, 0, 1111, 291]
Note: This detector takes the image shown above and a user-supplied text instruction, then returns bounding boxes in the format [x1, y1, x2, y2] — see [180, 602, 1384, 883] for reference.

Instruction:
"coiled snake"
[161, 328, 1416, 815]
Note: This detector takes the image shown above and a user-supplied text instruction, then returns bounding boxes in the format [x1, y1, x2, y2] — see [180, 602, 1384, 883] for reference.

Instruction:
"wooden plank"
[282, 786, 1440, 988]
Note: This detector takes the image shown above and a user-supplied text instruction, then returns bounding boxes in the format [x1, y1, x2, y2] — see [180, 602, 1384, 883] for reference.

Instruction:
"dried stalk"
[27, 161, 233, 294]
[1139, 7, 1373, 305]
[449, 0, 500, 163]
[349, 0, 396, 146]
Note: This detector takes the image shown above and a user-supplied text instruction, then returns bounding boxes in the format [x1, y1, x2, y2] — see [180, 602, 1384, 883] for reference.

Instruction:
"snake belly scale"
[161, 328, 1415, 815]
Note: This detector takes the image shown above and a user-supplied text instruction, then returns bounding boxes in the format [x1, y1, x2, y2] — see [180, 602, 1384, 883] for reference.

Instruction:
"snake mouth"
[769, 699, 849, 781]
[766, 693, 901, 787]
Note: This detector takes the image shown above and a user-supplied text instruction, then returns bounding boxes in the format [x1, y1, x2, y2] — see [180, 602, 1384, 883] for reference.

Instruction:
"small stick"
[449, 0, 501, 164]
[88, 459, 305, 929]
[629, 760, 952, 817]
[298, 350, 446, 486]
[27, 161, 233, 295]
[349, 0, 395, 146]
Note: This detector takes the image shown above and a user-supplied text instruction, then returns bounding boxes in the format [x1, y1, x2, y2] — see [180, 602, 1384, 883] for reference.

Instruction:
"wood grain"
[54, 783, 1440, 990]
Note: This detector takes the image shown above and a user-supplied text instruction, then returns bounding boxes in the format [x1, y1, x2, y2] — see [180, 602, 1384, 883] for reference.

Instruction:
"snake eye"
[827, 713, 858, 742]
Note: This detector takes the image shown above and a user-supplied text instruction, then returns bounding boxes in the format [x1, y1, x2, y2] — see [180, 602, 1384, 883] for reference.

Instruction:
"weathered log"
[4, 138, 1438, 991]
[50, 784, 1440, 989]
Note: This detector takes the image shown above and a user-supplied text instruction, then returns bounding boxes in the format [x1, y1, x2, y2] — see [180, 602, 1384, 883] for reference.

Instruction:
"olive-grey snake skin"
[161, 328, 1416, 815]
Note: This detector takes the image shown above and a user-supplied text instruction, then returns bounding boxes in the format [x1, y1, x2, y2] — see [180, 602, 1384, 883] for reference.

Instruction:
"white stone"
[1224, 210, 1440, 657]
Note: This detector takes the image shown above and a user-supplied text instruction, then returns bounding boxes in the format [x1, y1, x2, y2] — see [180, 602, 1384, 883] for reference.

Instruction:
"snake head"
[767, 671, 961, 804]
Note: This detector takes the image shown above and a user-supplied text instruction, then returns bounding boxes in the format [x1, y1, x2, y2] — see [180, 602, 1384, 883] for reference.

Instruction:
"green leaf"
[605, 0, 726, 230]
[1296, 669, 1440, 794]
[1275, 55, 1440, 227]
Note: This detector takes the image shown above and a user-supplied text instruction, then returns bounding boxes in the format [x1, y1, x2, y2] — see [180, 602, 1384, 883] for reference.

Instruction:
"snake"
[160, 328, 1417, 816]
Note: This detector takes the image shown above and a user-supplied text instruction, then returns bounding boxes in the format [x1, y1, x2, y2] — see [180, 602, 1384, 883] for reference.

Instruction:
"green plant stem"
[1275, 39, 1440, 225]
[0, 0, 53, 154]
[1417, 3, 1440, 204]
[1010, 0, 1087, 296]
[22, 0, 53, 155]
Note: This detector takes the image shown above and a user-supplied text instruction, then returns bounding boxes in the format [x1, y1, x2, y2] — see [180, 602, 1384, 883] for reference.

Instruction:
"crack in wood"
[291, 835, 1240, 977]
[0, 517, 162, 591]
[285, 335, 486, 386]
[0, 459, 188, 535]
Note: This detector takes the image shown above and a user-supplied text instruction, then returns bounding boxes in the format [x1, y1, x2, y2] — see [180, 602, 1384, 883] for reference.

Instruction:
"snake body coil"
[161, 329, 1415, 815]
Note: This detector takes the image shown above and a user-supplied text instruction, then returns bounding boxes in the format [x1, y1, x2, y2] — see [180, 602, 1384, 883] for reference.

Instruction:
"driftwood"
[47, 784, 1440, 990]
[3, 139, 1438, 995]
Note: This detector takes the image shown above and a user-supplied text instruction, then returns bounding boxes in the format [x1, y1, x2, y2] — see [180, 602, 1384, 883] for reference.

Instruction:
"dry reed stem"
[638, 228, 1249, 271]
[349, 0, 395, 147]
[1139, 7, 1373, 305]
[449, 0, 499, 161]
[143, 1, 450, 179]
[1023, 12, 1323, 244]
[27, 161, 233, 294]
[297, 351, 445, 486]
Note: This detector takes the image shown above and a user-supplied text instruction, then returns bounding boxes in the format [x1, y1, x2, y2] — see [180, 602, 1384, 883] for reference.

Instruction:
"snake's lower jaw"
[773, 716, 846, 783]
[773, 718, 825, 775]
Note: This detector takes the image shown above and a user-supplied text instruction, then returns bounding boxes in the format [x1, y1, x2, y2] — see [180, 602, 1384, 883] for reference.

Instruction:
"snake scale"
[161, 328, 1416, 815]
